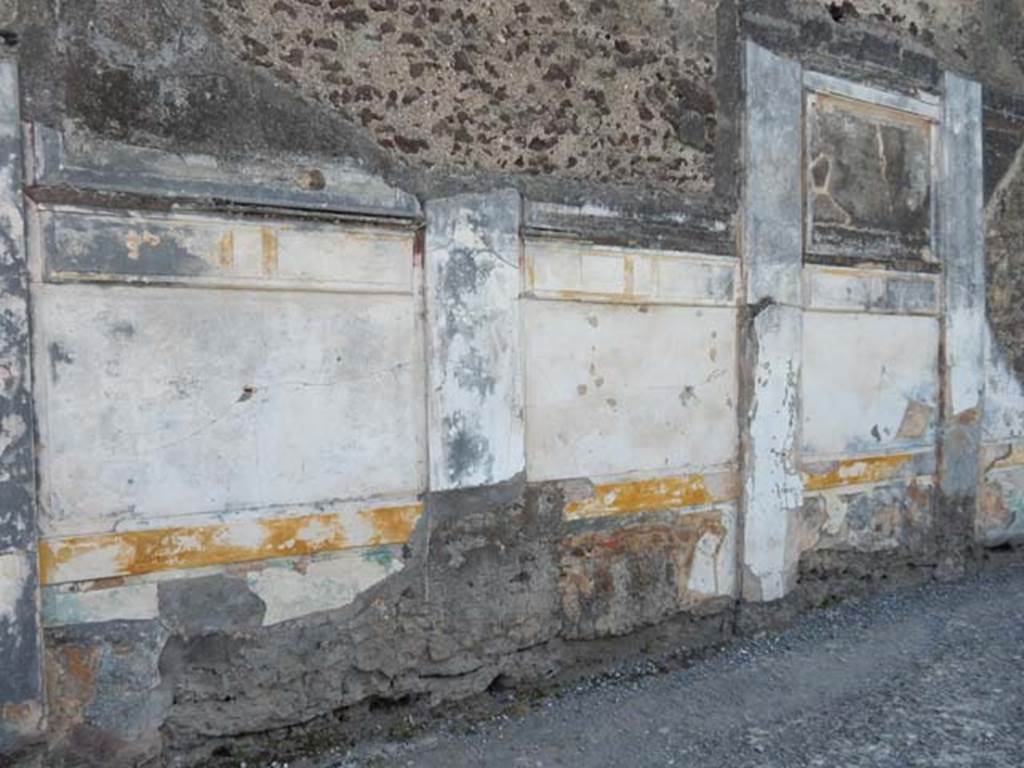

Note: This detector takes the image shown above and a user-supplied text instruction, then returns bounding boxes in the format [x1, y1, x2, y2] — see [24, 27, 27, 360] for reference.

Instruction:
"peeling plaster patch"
[799, 477, 934, 553]
[978, 441, 1024, 545]
[246, 547, 404, 626]
[897, 400, 934, 440]
[559, 509, 731, 639]
[979, 465, 1024, 545]
[0, 551, 29, 622]
[41, 582, 159, 627]
[563, 472, 738, 521]
[43, 619, 170, 766]
[687, 530, 725, 596]
[0, 412, 26, 458]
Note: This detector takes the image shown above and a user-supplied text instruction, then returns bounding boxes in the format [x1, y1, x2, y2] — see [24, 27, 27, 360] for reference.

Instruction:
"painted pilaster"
[0, 57, 44, 750]
[937, 72, 985, 561]
[424, 190, 525, 491]
[739, 41, 804, 602]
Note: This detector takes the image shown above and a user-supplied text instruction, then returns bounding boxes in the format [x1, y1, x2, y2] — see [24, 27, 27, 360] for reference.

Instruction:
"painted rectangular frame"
[802, 69, 942, 267]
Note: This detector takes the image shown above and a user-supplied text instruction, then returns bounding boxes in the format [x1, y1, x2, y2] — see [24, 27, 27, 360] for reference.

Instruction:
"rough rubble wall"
[205, 0, 719, 195]
[13, 0, 739, 219]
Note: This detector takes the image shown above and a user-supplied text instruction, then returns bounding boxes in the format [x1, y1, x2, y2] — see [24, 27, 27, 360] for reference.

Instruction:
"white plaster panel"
[524, 300, 737, 482]
[687, 502, 737, 598]
[802, 311, 939, 458]
[33, 283, 426, 536]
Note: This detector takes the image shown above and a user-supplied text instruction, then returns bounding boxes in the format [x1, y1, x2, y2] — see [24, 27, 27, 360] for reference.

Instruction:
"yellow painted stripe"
[39, 503, 422, 585]
[802, 454, 918, 492]
[565, 473, 736, 521]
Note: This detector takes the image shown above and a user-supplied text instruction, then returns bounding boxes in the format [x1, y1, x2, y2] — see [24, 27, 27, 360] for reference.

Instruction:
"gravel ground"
[311, 561, 1024, 768]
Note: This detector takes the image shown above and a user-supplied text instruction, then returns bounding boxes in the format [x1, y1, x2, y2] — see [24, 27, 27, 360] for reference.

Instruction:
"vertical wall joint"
[0, 56, 44, 751]
[937, 72, 985, 556]
[739, 41, 804, 602]
[424, 189, 525, 492]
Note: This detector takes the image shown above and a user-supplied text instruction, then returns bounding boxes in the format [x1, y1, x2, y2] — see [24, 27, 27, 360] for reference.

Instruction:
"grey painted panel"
[742, 41, 803, 306]
[939, 72, 985, 504]
[0, 56, 43, 748]
[29, 125, 421, 219]
[805, 92, 934, 263]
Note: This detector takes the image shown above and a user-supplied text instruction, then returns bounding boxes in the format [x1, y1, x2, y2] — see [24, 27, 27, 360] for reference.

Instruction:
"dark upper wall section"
[985, 93, 1024, 382]
[205, 0, 720, 197]
[8, 2, 1024, 226]
[742, 0, 1023, 95]
[13, 0, 739, 218]
[17, 0, 393, 170]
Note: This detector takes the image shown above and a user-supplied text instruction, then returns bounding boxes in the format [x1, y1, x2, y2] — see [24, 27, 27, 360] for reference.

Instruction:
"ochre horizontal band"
[39, 502, 422, 585]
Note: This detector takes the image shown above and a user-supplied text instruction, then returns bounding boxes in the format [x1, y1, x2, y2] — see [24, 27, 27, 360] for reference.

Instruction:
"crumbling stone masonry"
[2, 1, 1024, 765]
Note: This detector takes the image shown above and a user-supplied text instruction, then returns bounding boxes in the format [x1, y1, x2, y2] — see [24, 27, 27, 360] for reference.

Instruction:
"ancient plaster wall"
[1, 1, 1023, 765]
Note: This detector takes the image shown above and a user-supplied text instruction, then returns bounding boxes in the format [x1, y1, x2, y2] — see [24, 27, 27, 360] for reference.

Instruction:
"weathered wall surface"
[1, 1, 1023, 766]
[980, 87, 1024, 546]
[13, 0, 740, 230]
